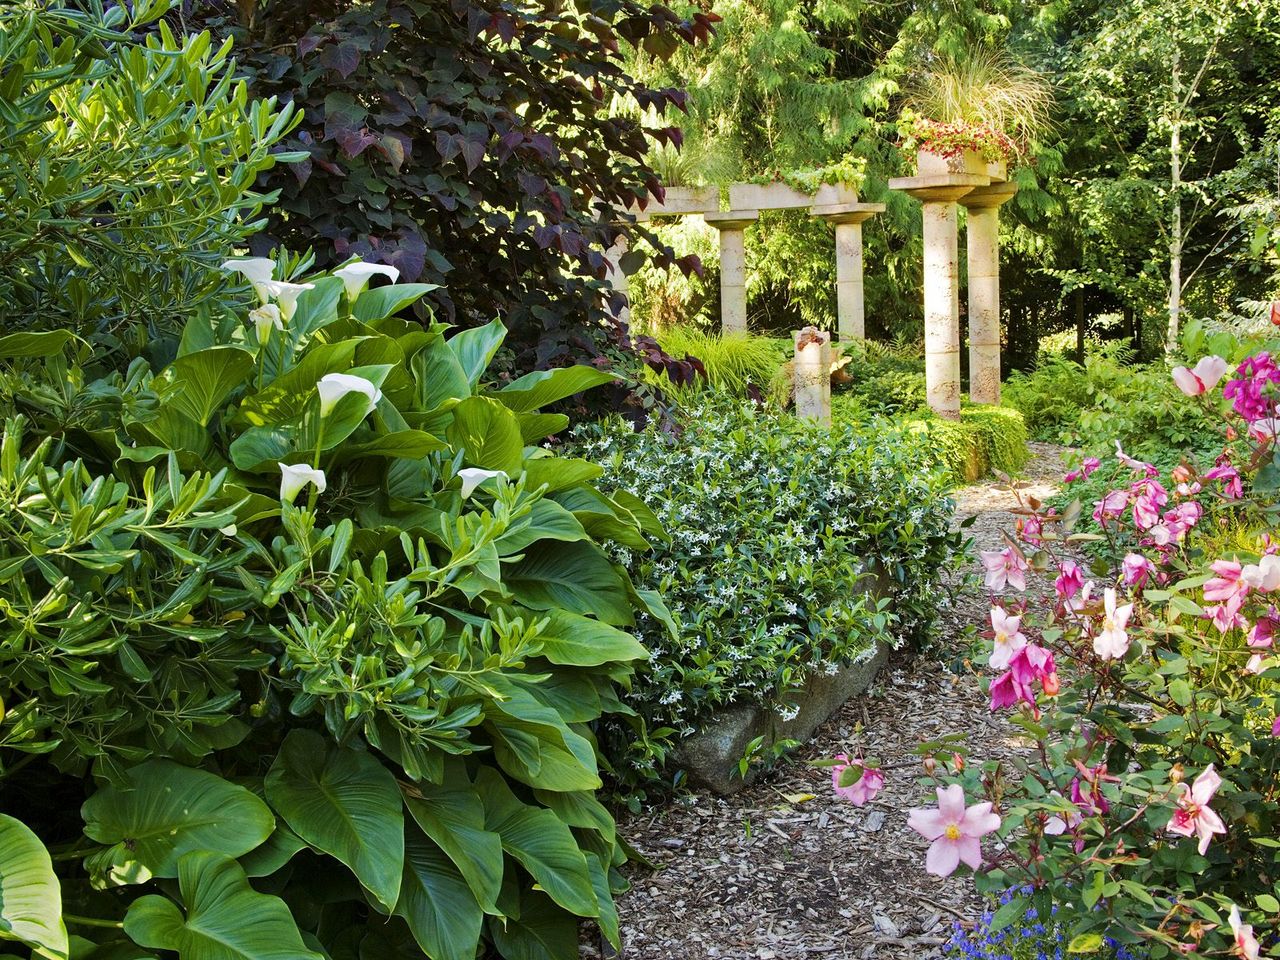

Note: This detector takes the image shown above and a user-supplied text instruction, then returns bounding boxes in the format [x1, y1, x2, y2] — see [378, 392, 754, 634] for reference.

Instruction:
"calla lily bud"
[251, 304, 283, 344]
[278, 462, 327, 504]
[334, 260, 401, 301]
[316, 373, 382, 418]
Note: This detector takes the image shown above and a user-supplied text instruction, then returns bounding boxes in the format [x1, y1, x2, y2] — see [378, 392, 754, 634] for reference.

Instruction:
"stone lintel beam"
[957, 181, 1019, 210]
[704, 211, 759, 333]
[808, 201, 885, 225]
[887, 172, 990, 204]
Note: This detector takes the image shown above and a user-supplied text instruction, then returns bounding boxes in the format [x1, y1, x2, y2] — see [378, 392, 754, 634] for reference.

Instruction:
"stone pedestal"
[811, 202, 885, 341]
[705, 211, 758, 334]
[959, 182, 1018, 406]
[793, 327, 832, 425]
[603, 235, 630, 325]
[888, 173, 989, 419]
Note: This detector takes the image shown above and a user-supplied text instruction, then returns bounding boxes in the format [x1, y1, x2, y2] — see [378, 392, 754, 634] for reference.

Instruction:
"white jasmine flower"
[317, 373, 382, 418]
[334, 260, 401, 301]
[278, 462, 326, 504]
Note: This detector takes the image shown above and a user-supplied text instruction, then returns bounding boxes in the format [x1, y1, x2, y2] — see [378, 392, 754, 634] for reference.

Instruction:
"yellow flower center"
[945, 824, 962, 841]
[995, 630, 1009, 645]
[1102, 616, 1116, 633]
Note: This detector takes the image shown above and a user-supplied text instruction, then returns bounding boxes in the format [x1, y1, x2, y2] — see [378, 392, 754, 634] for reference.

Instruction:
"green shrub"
[569, 397, 965, 791]
[655, 328, 786, 395]
[0, 2, 299, 350]
[0, 272, 661, 960]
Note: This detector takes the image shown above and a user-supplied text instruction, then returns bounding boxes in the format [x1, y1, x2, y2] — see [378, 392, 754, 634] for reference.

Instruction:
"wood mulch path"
[594, 443, 1073, 960]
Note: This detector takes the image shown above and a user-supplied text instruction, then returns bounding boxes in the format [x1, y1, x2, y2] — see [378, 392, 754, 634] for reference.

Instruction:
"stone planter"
[985, 158, 1009, 183]
[915, 147, 987, 178]
[630, 185, 719, 221]
[675, 641, 892, 795]
[728, 181, 815, 212]
[811, 182, 859, 206]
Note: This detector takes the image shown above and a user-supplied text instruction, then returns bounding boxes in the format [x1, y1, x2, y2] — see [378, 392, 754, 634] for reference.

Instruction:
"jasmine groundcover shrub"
[878, 348, 1280, 958]
[571, 398, 965, 787]
[0, 266, 666, 960]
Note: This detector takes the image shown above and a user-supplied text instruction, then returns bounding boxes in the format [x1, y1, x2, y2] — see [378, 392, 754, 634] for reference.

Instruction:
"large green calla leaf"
[446, 318, 506, 388]
[287, 277, 345, 339]
[410, 331, 471, 410]
[403, 790, 502, 915]
[0, 814, 68, 960]
[485, 889, 578, 960]
[124, 852, 321, 960]
[485, 687, 601, 792]
[504, 541, 633, 625]
[494, 500, 587, 556]
[475, 768, 598, 918]
[522, 457, 603, 493]
[161, 347, 255, 427]
[81, 761, 275, 881]
[446, 396, 524, 473]
[491, 366, 618, 413]
[241, 340, 359, 427]
[393, 830, 483, 960]
[533, 610, 646, 667]
[352, 284, 438, 323]
[264, 730, 403, 911]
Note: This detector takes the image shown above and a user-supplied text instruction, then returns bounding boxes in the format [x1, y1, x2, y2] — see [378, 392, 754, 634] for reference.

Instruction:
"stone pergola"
[614, 182, 884, 341]
[889, 155, 1018, 417]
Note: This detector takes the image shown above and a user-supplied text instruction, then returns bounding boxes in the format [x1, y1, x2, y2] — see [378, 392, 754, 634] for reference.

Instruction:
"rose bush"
[898, 347, 1280, 957]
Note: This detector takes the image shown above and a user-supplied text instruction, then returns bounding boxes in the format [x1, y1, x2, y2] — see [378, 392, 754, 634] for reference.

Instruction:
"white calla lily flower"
[258, 279, 316, 321]
[458, 467, 507, 499]
[317, 373, 382, 418]
[334, 260, 401, 301]
[251, 303, 283, 344]
[222, 258, 278, 304]
[278, 462, 327, 504]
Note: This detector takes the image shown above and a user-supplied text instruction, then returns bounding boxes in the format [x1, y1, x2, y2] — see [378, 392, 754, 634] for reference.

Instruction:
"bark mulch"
[596, 443, 1073, 960]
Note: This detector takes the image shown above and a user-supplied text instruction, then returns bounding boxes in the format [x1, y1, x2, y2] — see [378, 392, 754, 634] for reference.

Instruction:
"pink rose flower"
[1093, 588, 1133, 660]
[1171, 355, 1228, 396]
[831, 755, 885, 807]
[1272, 716, 1280, 736]
[1229, 904, 1260, 960]
[988, 607, 1028, 670]
[1055, 561, 1085, 600]
[980, 547, 1028, 593]
[989, 669, 1035, 711]
[1114, 441, 1158, 477]
[1242, 555, 1280, 593]
[1204, 464, 1243, 499]
[907, 784, 1001, 877]
[1122, 553, 1156, 587]
[1167, 764, 1227, 854]
[1204, 560, 1249, 603]
[1092, 488, 1130, 523]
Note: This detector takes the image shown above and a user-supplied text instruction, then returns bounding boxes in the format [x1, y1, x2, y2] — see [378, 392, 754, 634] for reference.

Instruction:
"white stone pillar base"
[793, 327, 832, 425]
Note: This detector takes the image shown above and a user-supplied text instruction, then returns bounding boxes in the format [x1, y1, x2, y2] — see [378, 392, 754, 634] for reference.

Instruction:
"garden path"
[599, 443, 1073, 960]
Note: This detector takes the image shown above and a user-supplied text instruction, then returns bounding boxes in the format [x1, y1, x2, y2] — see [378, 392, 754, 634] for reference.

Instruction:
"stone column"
[793, 327, 832, 425]
[810, 202, 884, 341]
[704, 211, 758, 334]
[958, 182, 1018, 405]
[888, 172, 988, 419]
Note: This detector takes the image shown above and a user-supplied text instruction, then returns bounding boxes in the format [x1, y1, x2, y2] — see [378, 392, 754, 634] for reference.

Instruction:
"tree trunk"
[1124, 303, 1137, 354]
[1166, 48, 1183, 354]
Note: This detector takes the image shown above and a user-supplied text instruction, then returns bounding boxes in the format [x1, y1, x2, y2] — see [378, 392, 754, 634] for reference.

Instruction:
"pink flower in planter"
[1122, 553, 1156, 588]
[1171, 355, 1228, 396]
[1229, 905, 1260, 960]
[988, 607, 1028, 669]
[980, 548, 1027, 592]
[1167, 764, 1228, 854]
[1056, 561, 1085, 600]
[831, 755, 885, 807]
[1093, 588, 1133, 660]
[907, 784, 1001, 877]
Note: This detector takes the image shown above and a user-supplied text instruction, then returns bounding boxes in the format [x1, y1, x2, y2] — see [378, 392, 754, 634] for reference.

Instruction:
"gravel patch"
[594, 444, 1075, 960]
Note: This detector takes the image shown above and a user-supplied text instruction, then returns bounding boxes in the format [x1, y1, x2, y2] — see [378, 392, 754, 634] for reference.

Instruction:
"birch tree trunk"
[1166, 47, 1183, 354]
